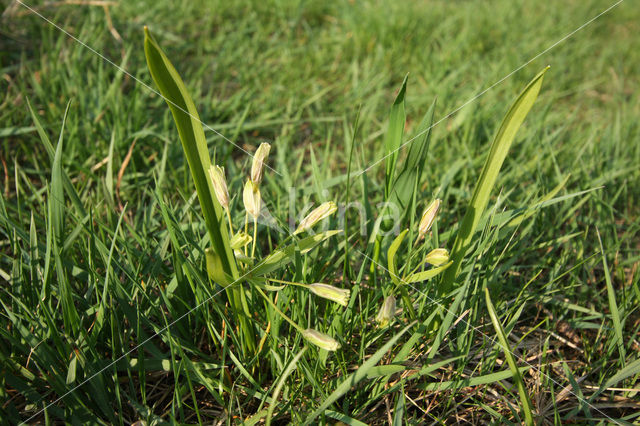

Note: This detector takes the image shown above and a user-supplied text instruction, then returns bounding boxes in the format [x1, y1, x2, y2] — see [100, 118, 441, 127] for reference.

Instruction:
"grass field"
[1, 0, 639, 424]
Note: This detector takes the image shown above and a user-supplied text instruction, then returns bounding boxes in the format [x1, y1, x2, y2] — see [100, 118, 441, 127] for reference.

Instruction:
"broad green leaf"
[144, 28, 237, 280]
[145, 28, 257, 354]
[387, 229, 408, 286]
[304, 322, 414, 425]
[384, 74, 408, 198]
[485, 288, 534, 426]
[66, 353, 78, 385]
[206, 248, 231, 285]
[442, 67, 549, 293]
[250, 230, 341, 277]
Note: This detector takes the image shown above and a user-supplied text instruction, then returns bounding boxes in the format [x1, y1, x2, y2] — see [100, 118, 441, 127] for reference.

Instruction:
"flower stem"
[251, 218, 257, 258]
[225, 207, 234, 236]
[244, 213, 249, 256]
[267, 278, 310, 289]
[255, 286, 303, 332]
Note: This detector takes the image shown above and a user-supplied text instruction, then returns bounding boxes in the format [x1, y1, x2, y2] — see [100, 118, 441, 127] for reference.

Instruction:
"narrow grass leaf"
[324, 410, 368, 426]
[392, 384, 405, 426]
[384, 74, 408, 198]
[304, 322, 414, 425]
[425, 272, 472, 361]
[589, 357, 640, 403]
[388, 99, 436, 217]
[597, 228, 626, 366]
[49, 102, 80, 332]
[485, 288, 535, 426]
[506, 174, 570, 228]
[26, 98, 85, 215]
[65, 354, 78, 385]
[49, 102, 70, 246]
[266, 347, 307, 426]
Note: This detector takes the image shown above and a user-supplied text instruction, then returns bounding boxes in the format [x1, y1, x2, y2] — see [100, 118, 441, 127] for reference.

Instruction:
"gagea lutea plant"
[144, 24, 550, 423]
[144, 28, 348, 365]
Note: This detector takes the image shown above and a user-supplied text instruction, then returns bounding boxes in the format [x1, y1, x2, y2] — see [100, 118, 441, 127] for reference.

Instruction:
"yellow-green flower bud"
[302, 328, 340, 351]
[375, 295, 396, 327]
[294, 201, 337, 235]
[308, 283, 350, 307]
[425, 248, 449, 266]
[418, 199, 441, 237]
[243, 180, 261, 219]
[208, 165, 229, 209]
[251, 142, 271, 184]
[230, 232, 252, 250]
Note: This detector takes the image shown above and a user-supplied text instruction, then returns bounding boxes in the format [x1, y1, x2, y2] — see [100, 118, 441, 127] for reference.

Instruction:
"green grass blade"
[303, 322, 414, 425]
[266, 347, 307, 426]
[442, 67, 549, 293]
[425, 272, 472, 361]
[596, 228, 626, 366]
[387, 99, 436, 217]
[419, 366, 531, 391]
[49, 102, 80, 334]
[26, 98, 85, 216]
[589, 357, 640, 403]
[49, 101, 69, 247]
[324, 410, 368, 426]
[392, 383, 405, 426]
[485, 288, 534, 426]
[384, 74, 408, 198]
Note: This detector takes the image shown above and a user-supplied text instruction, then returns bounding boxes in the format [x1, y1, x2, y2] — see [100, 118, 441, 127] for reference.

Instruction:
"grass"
[1, 0, 640, 423]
